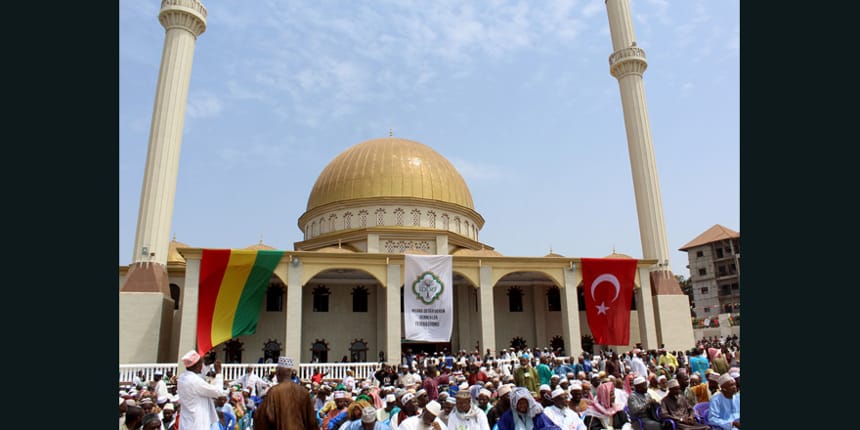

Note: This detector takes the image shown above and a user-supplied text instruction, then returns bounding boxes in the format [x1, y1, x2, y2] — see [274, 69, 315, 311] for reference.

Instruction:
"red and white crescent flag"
[581, 258, 637, 345]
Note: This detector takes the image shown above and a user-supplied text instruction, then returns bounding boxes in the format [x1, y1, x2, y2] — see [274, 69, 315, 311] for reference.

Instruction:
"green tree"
[676, 275, 695, 317]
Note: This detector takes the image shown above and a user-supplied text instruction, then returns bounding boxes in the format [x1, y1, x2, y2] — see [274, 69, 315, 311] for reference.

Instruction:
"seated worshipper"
[539, 384, 555, 407]
[707, 374, 740, 430]
[649, 375, 668, 403]
[377, 393, 398, 424]
[329, 399, 373, 430]
[542, 387, 586, 430]
[391, 392, 420, 429]
[581, 382, 629, 430]
[687, 374, 710, 405]
[659, 379, 709, 430]
[398, 400, 447, 430]
[567, 381, 589, 415]
[141, 413, 163, 430]
[705, 372, 720, 397]
[627, 376, 662, 430]
[514, 354, 541, 394]
[322, 391, 353, 430]
[439, 395, 456, 426]
[486, 384, 513, 429]
[477, 389, 493, 414]
[496, 387, 561, 430]
[253, 368, 318, 430]
[708, 349, 729, 376]
[447, 389, 492, 430]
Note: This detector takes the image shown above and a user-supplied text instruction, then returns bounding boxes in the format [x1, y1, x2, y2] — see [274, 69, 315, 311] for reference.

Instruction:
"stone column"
[285, 259, 303, 362]
[635, 266, 659, 349]
[124, 0, 207, 295]
[175, 256, 201, 366]
[561, 266, 583, 358]
[533, 285, 547, 348]
[478, 266, 496, 357]
[457, 284, 472, 351]
[385, 263, 402, 366]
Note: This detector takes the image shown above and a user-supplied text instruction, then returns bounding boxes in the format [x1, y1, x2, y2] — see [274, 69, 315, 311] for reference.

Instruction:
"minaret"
[605, 0, 693, 349]
[122, 0, 207, 294]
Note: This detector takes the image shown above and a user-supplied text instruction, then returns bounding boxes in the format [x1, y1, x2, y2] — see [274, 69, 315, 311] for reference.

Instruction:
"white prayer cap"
[569, 381, 582, 390]
[667, 379, 680, 389]
[163, 403, 175, 411]
[539, 384, 551, 392]
[425, 400, 442, 416]
[498, 384, 512, 397]
[551, 374, 560, 380]
[416, 389, 427, 397]
[633, 376, 647, 386]
[401, 393, 416, 403]
[361, 407, 377, 423]
[657, 375, 667, 382]
[551, 387, 567, 399]
[729, 370, 740, 378]
[333, 391, 346, 399]
[559, 378, 568, 384]
[181, 350, 200, 368]
[479, 389, 491, 398]
[459, 382, 469, 390]
[385, 394, 396, 402]
[718, 373, 735, 386]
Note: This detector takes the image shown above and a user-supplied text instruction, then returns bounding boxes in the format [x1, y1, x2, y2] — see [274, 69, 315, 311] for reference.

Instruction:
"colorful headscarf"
[623, 373, 636, 394]
[509, 387, 543, 419]
[588, 382, 623, 416]
[708, 348, 721, 360]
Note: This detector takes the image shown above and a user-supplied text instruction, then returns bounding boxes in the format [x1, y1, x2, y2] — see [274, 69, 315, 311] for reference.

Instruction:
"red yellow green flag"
[197, 249, 284, 354]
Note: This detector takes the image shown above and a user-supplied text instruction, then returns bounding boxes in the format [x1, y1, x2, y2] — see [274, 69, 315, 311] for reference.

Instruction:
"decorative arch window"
[464, 220, 470, 237]
[352, 286, 369, 312]
[344, 212, 353, 229]
[312, 221, 317, 237]
[305, 225, 311, 238]
[319, 217, 327, 233]
[510, 336, 527, 350]
[547, 286, 561, 312]
[453, 216, 461, 233]
[581, 335, 595, 354]
[394, 208, 405, 226]
[427, 211, 436, 228]
[313, 286, 330, 312]
[349, 338, 368, 362]
[311, 339, 330, 363]
[169, 283, 181, 310]
[411, 209, 421, 226]
[329, 214, 337, 232]
[507, 287, 524, 312]
[376, 208, 386, 226]
[550, 335, 565, 354]
[359, 210, 368, 228]
[266, 284, 284, 312]
[442, 214, 449, 230]
[224, 339, 243, 363]
[262, 339, 281, 363]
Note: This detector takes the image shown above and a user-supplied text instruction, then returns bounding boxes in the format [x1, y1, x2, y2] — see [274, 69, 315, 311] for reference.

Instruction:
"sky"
[119, 0, 739, 278]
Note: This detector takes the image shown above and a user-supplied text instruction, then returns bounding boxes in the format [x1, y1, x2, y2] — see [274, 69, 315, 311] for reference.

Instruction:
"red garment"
[467, 370, 488, 386]
[581, 258, 637, 345]
[311, 373, 324, 384]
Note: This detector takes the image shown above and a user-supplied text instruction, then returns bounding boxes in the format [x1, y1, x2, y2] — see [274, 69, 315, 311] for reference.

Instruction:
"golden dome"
[244, 241, 277, 251]
[604, 251, 634, 259]
[306, 137, 474, 212]
[451, 248, 503, 257]
[316, 245, 356, 253]
[167, 237, 190, 263]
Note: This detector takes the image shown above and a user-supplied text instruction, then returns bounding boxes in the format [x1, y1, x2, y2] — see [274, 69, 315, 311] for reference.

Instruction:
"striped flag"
[197, 249, 284, 354]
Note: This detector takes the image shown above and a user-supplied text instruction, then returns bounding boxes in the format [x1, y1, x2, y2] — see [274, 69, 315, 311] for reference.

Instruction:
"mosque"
[119, 0, 695, 366]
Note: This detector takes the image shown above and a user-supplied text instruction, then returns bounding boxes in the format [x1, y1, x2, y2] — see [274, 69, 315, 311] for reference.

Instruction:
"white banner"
[404, 255, 453, 342]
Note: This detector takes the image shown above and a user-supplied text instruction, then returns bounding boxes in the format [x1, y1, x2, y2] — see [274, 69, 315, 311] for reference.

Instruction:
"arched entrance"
[311, 339, 330, 363]
[493, 271, 563, 352]
[262, 339, 281, 363]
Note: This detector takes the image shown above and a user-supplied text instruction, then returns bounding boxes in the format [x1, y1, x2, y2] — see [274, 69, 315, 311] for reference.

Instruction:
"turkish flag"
[581, 258, 638, 345]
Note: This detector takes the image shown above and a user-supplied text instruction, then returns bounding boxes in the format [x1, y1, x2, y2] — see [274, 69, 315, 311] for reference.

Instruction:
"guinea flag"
[197, 249, 285, 354]
[581, 258, 637, 345]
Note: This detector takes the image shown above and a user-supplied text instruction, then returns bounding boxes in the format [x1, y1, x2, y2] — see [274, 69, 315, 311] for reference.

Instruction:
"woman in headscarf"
[581, 382, 629, 430]
[496, 387, 561, 430]
[708, 348, 729, 375]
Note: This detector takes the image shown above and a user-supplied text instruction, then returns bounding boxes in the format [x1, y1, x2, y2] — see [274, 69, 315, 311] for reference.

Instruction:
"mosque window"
[311, 339, 329, 363]
[696, 250, 704, 258]
[169, 283, 181, 310]
[454, 217, 461, 233]
[427, 211, 436, 228]
[266, 284, 284, 312]
[411, 209, 421, 226]
[442, 214, 449, 230]
[320, 217, 327, 234]
[359, 210, 368, 228]
[510, 336, 527, 350]
[464, 221, 470, 237]
[700, 287, 709, 294]
[394, 208, 405, 226]
[329, 214, 337, 232]
[313, 286, 330, 312]
[349, 339, 368, 362]
[549, 335, 565, 354]
[263, 339, 281, 363]
[546, 286, 561, 312]
[344, 212, 353, 229]
[305, 225, 310, 238]
[224, 339, 243, 363]
[352, 286, 369, 312]
[312, 221, 317, 236]
[376, 208, 386, 226]
[507, 287, 524, 312]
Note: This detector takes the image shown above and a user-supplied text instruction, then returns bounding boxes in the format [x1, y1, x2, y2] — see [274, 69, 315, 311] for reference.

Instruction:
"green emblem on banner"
[412, 271, 444, 305]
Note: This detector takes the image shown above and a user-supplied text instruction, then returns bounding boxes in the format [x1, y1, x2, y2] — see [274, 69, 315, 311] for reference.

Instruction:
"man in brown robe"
[254, 366, 318, 430]
[659, 379, 709, 430]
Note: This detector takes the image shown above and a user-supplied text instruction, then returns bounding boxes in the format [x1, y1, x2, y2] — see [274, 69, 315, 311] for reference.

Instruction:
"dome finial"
[612, 244, 616, 254]
[549, 244, 553, 254]
[259, 234, 264, 245]
[389, 128, 393, 137]
[172, 233, 177, 241]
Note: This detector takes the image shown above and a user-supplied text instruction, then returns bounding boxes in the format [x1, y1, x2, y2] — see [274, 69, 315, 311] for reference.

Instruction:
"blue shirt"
[690, 355, 710, 379]
[708, 392, 740, 430]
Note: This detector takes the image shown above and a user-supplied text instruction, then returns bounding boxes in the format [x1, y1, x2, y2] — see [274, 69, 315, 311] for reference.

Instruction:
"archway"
[493, 271, 561, 352]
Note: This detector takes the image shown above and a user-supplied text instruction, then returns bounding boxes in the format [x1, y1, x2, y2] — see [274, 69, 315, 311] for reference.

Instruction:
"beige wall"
[301, 283, 381, 362]
[120, 293, 174, 363]
[493, 285, 538, 350]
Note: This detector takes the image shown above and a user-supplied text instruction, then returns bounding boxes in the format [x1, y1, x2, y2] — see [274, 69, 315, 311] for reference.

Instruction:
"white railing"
[119, 356, 571, 386]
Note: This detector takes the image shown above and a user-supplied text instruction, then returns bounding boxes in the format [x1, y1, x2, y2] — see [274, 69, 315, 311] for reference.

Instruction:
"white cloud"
[582, 1, 603, 19]
[450, 157, 502, 181]
[187, 92, 224, 119]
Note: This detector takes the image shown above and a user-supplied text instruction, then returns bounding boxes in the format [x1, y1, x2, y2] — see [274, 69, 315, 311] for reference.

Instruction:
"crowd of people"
[119, 336, 740, 430]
